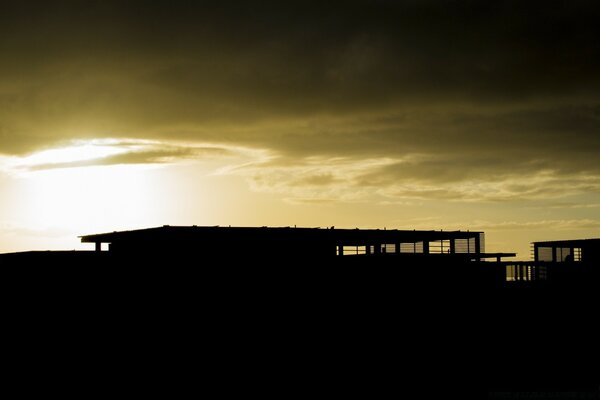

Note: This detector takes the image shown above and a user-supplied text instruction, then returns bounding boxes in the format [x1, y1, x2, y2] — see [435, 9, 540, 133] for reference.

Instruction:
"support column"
[423, 241, 430, 254]
[474, 235, 481, 261]
[95, 242, 101, 252]
[570, 247, 574, 262]
[450, 239, 456, 254]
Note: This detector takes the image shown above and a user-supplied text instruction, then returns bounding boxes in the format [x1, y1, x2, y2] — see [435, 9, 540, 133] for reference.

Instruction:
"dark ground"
[1, 252, 597, 395]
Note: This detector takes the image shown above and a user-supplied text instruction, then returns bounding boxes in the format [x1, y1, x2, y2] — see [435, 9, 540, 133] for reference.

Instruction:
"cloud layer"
[2, 1, 600, 202]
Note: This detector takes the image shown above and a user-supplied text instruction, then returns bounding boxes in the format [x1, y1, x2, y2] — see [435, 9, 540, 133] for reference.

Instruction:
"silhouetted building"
[533, 238, 600, 263]
[75, 225, 520, 288]
[2, 226, 596, 393]
[504, 238, 600, 283]
[79, 225, 515, 262]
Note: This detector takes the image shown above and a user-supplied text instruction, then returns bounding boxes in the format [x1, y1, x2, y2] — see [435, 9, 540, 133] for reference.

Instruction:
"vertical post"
[395, 242, 401, 254]
[474, 234, 481, 261]
[338, 245, 343, 256]
[534, 244, 539, 262]
[570, 247, 574, 262]
[373, 244, 381, 255]
[450, 239, 456, 254]
[423, 241, 430, 254]
[95, 242, 101, 252]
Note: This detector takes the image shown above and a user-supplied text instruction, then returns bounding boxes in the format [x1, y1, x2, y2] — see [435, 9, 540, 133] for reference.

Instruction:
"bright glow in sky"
[12, 141, 124, 167]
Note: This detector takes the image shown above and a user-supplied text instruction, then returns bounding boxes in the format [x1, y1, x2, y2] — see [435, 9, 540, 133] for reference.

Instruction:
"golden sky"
[2, 1, 600, 257]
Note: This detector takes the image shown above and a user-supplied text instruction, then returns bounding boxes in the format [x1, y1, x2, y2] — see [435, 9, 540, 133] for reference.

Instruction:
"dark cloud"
[1, 0, 600, 198]
[3, 2, 599, 96]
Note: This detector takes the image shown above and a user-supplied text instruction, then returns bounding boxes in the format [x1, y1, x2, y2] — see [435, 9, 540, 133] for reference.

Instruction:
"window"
[556, 247, 571, 262]
[506, 264, 545, 281]
[537, 247, 553, 262]
[399, 242, 423, 253]
[338, 245, 367, 256]
[574, 248, 582, 261]
[429, 240, 451, 254]
[381, 244, 395, 253]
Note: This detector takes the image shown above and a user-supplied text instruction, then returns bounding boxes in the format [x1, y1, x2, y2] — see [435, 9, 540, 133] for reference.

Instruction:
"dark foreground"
[1, 252, 598, 396]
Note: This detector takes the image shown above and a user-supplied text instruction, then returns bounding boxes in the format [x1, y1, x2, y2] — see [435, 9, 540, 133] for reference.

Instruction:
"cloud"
[0, 139, 259, 173]
[238, 156, 397, 202]
[465, 219, 600, 231]
[26, 148, 194, 171]
[226, 152, 600, 203]
[528, 202, 600, 210]
[1, 1, 599, 203]
[0, 222, 73, 239]
[27, 145, 230, 171]
[2, 2, 600, 143]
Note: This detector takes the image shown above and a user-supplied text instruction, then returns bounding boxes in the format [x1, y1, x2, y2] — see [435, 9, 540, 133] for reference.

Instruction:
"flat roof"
[533, 238, 600, 247]
[80, 225, 483, 244]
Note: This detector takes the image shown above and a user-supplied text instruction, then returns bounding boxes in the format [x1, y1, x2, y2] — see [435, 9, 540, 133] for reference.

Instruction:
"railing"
[505, 262, 547, 282]
[337, 241, 481, 256]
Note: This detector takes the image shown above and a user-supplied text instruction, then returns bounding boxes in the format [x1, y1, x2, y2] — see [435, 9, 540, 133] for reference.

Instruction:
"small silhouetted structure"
[530, 238, 600, 284]
[504, 238, 600, 283]
[533, 238, 600, 263]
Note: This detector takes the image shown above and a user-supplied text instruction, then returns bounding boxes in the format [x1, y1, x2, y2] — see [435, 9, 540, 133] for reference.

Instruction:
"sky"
[1, 0, 600, 257]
